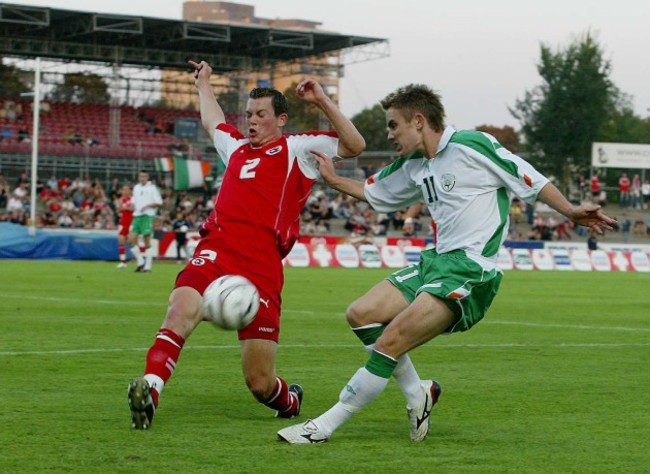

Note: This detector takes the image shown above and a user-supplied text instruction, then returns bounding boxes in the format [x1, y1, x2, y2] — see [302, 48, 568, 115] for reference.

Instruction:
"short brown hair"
[380, 84, 445, 132]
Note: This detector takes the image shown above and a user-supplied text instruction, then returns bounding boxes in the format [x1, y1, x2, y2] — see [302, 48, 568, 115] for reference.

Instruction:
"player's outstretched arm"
[296, 77, 365, 159]
[312, 149, 367, 201]
[538, 182, 616, 235]
[188, 59, 226, 141]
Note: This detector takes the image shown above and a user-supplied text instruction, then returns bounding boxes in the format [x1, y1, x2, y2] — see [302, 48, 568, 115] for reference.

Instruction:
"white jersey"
[132, 181, 163, 217]
[364, 127, 549, 268]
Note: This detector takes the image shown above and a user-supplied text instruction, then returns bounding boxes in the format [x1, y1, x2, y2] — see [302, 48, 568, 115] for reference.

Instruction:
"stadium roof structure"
[0, 2, 389, 72]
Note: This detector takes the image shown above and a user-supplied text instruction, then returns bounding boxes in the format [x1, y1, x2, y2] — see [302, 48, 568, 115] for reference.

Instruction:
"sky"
[24, 0, 650, 129]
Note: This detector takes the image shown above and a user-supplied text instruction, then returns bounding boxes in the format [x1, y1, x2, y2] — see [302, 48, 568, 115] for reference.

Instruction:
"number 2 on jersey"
[240, 158, 261, 179]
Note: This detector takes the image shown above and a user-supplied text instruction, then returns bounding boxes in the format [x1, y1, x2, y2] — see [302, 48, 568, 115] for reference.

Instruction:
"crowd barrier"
[2, 222, 649, 272]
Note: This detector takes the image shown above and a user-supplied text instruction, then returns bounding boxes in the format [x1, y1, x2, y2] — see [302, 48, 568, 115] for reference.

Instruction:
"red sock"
[118, 245, 126, 261]
[264, 377, 298, 416]
[144, 328, 185, 402]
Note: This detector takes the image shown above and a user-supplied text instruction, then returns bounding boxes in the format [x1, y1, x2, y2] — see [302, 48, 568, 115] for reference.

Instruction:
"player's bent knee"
[346, 299, 375, 327]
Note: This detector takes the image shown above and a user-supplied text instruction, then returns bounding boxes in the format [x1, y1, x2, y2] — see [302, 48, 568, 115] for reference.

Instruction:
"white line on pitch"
[1, 294, 647, 334]
[1, 342, 649, 357]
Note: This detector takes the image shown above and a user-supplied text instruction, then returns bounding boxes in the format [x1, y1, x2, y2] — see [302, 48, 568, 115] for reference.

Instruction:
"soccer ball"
[203, 275, 260, 330]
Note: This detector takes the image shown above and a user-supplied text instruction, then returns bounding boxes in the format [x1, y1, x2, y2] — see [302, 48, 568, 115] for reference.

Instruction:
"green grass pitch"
[1, 261, 649, 472]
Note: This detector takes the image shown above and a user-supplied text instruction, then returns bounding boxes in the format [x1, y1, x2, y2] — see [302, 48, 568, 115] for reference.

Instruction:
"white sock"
[313, 367, 389, 436]
[131, 245, 144, 266]
[144, 374, 164, 397]
[144, 247, 153, 270]
[365, 344, 422, 408]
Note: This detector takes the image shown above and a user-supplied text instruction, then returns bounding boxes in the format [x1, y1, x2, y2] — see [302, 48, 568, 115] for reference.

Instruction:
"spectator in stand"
[576, 174, 587, 200]
[633, 218, 646, 237]
[618, 172, 630, 207]
[590, 173, 601, 200]
[6, 190, 24, 213]
[642, 179, 650, 210]
[46, 175, 59, 192]
[17, 172, 29, 186]
[391, 209, 406, 231]
[171, 210, 193, 263]
[300, 210, 317, 235]
[57, 210, 74, 228]
[12, 181, 28, 203]
[0, 124, 14, 141]
[4, 100, 17, 121]
[587, 229, 599, 250]
[631, 174, 641, 210]
[17, 127, 30, 143]
[555, 216, 572, 240]
[620, 214, 631, 243]
[0, 182, 7, 210]
[58, 176, 71, 195]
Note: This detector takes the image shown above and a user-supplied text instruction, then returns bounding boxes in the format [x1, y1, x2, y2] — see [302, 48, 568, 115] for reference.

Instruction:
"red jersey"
[590, 176, 600, 193]
[176, 124, 339, 341]
[118, 196, 134, 224]
[206, 123, 339, 258]
[618, 176, 630, 192]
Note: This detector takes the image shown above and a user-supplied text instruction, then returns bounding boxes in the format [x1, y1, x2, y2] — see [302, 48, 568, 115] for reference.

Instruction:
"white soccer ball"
[203, 275, 260, 330]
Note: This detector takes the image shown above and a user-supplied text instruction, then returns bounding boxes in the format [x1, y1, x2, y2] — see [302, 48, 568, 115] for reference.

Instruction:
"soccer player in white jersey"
[126, 60, 365, 430]
[128, 170, 163, 273]
[278, 84, 616, 444]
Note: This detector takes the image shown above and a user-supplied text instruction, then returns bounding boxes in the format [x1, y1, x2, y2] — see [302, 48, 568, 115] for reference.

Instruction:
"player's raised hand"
[296, 77, 326, 104]
[188, 59, 212, 85]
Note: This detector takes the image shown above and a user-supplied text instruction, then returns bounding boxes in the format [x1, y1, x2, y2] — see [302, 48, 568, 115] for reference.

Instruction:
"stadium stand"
[0, 98, 209, 160]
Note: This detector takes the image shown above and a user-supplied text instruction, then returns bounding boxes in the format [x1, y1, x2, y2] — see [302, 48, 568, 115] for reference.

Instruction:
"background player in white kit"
[128, 170, 162, 273]
[278, 83, 616, 444]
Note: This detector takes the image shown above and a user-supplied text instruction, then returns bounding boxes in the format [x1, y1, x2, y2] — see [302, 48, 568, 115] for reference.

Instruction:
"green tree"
[510, 32, 618, 188]
[49, 73, 110, 104]
[0, 62, 30, 97]
[351, 104, 392, 151]
[599, 98, 650, 145]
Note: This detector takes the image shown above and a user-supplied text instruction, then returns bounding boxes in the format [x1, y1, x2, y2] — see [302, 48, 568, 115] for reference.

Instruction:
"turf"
[1, 261, 648, 473]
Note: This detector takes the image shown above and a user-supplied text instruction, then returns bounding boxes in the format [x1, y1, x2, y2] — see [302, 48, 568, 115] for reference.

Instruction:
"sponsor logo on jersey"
[441, 173, 456, 192]
[266, 145, 283, 155]
[191, 257, 206, 266]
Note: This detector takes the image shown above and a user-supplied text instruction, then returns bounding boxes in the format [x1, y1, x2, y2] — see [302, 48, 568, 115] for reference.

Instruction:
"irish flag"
[174, 157, 212, 190]
[154, 157, 174, 172]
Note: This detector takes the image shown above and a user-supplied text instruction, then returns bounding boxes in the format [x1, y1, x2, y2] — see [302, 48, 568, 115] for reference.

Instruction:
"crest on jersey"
[266, 145, 283, 155]
[441, 173, 456, 192]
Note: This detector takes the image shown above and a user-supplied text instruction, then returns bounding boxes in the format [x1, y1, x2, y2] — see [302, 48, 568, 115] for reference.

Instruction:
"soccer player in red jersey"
[127, 59, 365, 429]
[116, 184, 134, 269]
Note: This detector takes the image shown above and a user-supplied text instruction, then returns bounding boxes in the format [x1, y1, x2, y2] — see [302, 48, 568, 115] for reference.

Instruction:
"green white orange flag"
[154, 157, 174, 172]
[173, 157, 212, 190]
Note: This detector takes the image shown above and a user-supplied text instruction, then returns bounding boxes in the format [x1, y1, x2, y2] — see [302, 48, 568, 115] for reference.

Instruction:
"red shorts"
[118, 216, 133, 237]
[175, 230, 284, 342]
